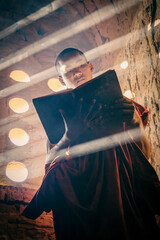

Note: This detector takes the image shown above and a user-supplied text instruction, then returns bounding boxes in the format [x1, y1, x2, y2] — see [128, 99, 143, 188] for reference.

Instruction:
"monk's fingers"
[110, 102, 134, 111]
[86, 99, 97, 117]
[110, 97, 134, 109]
[84, 100, 102, 122]
[110, 109, 134, 115]
[88, 104, 102, 120]
[77, 97, 83, 117]
[109, 110, 134, 123]
[114, 97, 132, 103]
[86, 115, 103, 129]
[87, 113, 112, 129]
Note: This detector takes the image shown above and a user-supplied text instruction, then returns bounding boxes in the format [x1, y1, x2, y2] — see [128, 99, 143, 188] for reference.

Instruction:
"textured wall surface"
[114, 0, 160, 175]
[0, 185, 55, 240]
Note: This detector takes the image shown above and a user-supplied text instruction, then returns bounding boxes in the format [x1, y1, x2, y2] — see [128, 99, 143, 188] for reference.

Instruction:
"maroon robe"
[22, 102, 160, 240]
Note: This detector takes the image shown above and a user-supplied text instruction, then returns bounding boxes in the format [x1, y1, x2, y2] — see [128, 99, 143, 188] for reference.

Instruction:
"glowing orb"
[48, 78, 65, 92]
[120, 61, 128, 69]
[6, 161, 28, 182]
[10, 70, 30, 82]
[9, 128, 29, 146]
[124, 90, 135, 99]
[9, 98, 29, 113]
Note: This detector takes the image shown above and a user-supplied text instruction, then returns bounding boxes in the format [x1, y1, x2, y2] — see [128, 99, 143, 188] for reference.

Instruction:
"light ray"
[0, 56, 155, 139]
[85, 28, 144, 61]
[0, 67, 56, 98]
[0, 53, 155, 132]
[0, 108, 35, 127]
[0, 138, 46, 163]
[0, 26, 147, 99]
[0, 0, 71, 40]
[0, 0, 142, 72]
[0, 112, 41, 135]
[46, 128, 141, 163]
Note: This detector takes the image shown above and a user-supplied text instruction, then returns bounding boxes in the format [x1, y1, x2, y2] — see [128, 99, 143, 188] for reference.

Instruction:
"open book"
[33, 69, 122, 144]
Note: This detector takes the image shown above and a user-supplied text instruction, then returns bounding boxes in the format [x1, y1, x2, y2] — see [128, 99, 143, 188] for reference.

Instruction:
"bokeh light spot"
[124, 90, 135, 99]
[9, 97, 29, 113]
[9, 128, 29, 146]
[6, 161, 28, 182]
[48, 78, 65, 92]
[120, 61, 128, 69]
[10, 70, 30, 82]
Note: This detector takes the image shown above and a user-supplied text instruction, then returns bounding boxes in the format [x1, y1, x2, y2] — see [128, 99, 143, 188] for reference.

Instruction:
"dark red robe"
[22, 102, 160, 240]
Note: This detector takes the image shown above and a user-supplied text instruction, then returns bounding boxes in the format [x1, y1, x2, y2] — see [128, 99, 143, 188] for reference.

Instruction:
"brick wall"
[0, 185, 56, 240]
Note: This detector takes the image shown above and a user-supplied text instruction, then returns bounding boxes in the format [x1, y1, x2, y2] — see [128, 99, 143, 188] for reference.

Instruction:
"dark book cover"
[33, 70, 122, 144]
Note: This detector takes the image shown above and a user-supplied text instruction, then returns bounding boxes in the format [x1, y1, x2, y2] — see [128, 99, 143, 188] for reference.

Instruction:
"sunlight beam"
[46, 128, 141, 163]
[0, 0, 71, 40]
[0, 138, 46, 164]
[0, 67, 57, 98]
[0, 25, 148, 99]
[0, 54, 155, 135]
[0, 0, 142, 72]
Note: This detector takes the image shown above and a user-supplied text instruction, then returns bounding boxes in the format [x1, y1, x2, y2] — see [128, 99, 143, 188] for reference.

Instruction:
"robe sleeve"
[131, 100, 149, 127]
[22, 168, 55, 219]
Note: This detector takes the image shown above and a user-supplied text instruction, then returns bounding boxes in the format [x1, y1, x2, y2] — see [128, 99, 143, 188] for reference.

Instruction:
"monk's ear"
[58, 76, 65, 86]
[88, 62, 94, 73]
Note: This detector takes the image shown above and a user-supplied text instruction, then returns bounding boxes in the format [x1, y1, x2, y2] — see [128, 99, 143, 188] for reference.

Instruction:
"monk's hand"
[59, 98, 102, 142]
[91, 97, 135, 129]
[108, 97, 135, 124]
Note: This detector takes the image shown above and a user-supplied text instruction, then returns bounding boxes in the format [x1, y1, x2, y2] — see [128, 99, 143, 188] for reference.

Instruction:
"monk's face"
[58, 54, 94, 88]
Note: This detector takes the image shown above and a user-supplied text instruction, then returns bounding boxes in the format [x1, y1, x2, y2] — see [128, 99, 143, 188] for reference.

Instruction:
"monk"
[22, 48, 160, 240]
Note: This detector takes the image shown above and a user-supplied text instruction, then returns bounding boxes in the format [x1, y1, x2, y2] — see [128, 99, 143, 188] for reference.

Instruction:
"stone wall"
[114, 0, 160, 177]
[0, 185, 55, 240]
